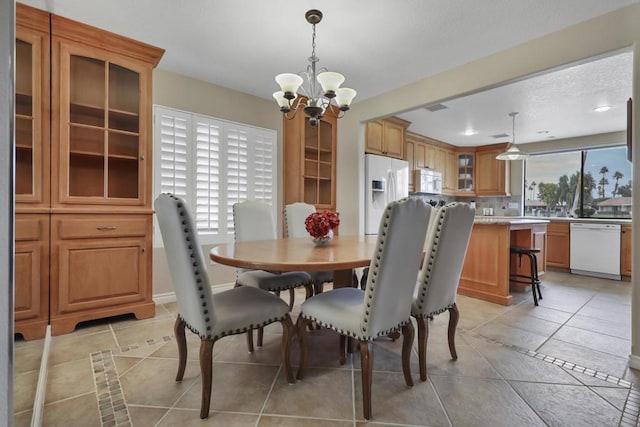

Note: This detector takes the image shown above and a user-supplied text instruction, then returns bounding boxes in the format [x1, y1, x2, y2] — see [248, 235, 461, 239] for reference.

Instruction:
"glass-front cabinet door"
[55, 42, 147, 206]
[302, 115, 336, 209]
[15, 29, 49, 208]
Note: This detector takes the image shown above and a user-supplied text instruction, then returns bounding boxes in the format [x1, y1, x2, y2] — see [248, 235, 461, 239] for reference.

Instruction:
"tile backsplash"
[409, 194, 521, 216]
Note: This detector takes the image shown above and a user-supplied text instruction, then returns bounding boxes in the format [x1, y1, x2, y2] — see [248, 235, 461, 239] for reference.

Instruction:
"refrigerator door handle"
[388, 170, 395, 203]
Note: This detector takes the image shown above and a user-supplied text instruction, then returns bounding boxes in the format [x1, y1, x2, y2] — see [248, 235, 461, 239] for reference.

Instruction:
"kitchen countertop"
[473, 217, 550, 225]
[475, 216, 631, 225]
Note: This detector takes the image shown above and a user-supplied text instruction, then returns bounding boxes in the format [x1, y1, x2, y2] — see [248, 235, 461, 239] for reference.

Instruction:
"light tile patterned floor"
[14, 270, 640, 426]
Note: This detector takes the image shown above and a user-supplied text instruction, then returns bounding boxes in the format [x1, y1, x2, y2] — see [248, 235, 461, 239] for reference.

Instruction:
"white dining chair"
[295, 197, 432, 420]
[284, 202, 334, 294]
[411, 202, 475, 381]
[154, 194, 295, 419]
[233, 200, 314, 349]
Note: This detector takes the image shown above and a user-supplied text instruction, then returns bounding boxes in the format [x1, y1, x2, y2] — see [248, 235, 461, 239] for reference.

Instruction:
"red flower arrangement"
[304, 211, 340, 239]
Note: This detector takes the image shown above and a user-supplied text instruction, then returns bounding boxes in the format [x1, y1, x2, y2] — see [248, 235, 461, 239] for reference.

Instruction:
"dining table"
[209, 234, 378, 288]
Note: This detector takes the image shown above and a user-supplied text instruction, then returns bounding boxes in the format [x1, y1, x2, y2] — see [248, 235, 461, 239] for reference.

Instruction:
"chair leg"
[447, 303, 459, 361]
[245, 329, 254, 353]
[199, 339, 215, 419]
[339, 335, 347, 365]
[288, 289, 295, 310]
[174, 317, 188, 382]
[528, 254, 539, 306]
[532, 254, 543, 301]
[314, 280, 324, 295]
[280, 315, 295, 384]
[304, 283, 314, 300]
[295, 315, 309, 380]
[359, 341, 373, 420]
[416, 317, 429, 381]
[401, 322, 414, 387]
[257, 327, 264, 347]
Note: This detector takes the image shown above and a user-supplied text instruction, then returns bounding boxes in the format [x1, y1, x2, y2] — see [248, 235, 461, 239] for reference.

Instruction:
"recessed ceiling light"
[537, 130, 549, 134]
[462, 129, 477, 136]
[594, 105, 612, 112]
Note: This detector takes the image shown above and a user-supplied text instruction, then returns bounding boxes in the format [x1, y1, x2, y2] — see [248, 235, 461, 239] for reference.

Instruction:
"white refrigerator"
[364, 154, 409, 235]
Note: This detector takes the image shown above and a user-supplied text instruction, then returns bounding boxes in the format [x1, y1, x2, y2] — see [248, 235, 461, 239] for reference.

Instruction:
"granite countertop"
[475, 216, 631, 225]
[473, 217, 550, 225]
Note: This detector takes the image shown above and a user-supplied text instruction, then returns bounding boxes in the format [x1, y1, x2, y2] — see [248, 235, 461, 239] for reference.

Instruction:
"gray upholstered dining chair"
[295, 197, 432, 420]
[233, 200, 314, 349]
[284, 202, 334, 294]
[411, 202, 475, 381]
[154, 194, 295, 419]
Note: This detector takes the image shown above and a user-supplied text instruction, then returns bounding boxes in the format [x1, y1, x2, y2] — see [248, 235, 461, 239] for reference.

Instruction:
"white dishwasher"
[570, 223, 621, 280]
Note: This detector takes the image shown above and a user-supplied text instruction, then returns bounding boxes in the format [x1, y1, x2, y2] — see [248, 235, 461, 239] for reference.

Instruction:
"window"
[153, 106, 277, 244]
[524, 146, 631, 218]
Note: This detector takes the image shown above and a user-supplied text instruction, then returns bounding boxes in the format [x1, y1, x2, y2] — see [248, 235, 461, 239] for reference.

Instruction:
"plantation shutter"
[157, 111, 188, 198]
[253, 129, 275, 204]
[194, 118, 222, 233]
[225, 125, 249, 232]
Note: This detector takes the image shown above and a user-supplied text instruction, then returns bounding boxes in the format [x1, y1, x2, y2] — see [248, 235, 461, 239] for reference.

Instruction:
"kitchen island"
[458, 217, 549, 305]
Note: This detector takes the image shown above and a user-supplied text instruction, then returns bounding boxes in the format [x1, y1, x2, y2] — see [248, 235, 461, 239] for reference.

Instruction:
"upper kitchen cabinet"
[51, 14, 163, 209]
[15, 4, 50, 211]
[284, 106, 337, 211]
[457, 153, 474, 193]
[475, 143, 510, 196]
[365, 117, 410, 159]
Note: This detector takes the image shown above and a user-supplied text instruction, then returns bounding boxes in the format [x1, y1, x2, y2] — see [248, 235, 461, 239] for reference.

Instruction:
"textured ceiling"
[19, 0, 638, 146]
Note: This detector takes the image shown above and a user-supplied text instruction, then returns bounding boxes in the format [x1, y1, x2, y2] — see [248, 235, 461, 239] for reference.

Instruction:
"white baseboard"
[629, 353, 640, 370]
[31, 325, 51, 427]
[152, 282, 235, 305]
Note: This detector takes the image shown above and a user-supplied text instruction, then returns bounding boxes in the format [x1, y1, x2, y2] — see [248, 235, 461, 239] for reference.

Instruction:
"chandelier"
[496, 112, 529, 160]
[272, 9, 357, 127]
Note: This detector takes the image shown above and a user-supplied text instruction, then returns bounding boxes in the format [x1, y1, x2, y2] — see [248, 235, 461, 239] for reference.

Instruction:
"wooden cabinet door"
[383, 122, 405, 159]
[52, 37, 153, 208]
[433, 147, 446, 175]
[406, 140, 415, 192]
[424, 144, 436, 170]
[15, 6, 50, 209]
[14, 214, 49, 340]
[546, 222, 570, 268]
[50, 214, 154, 335]
[621, 225, 632, 276]
[365, 121, 384, 155]
[443, 150, 458, 193]
[475, 148, 508, 195]
[414, 142, 426, 169]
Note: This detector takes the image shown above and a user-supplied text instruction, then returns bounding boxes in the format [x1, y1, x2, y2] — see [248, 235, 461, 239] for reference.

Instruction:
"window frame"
[523, 144, 631, 219]
[152, 105, 278, 247]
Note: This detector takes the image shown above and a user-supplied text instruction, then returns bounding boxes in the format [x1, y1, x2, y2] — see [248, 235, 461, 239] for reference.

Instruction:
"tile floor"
[13, 270, 640, 426]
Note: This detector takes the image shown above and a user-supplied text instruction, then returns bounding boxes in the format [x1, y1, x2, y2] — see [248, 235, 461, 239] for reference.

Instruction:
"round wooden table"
[209, 235, 378, 287]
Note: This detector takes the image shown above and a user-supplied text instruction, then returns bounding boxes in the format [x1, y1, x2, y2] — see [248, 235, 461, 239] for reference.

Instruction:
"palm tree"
[530, 181, 537, 200]
[599, 166, 609, 199]
[612, 171, 624, 197]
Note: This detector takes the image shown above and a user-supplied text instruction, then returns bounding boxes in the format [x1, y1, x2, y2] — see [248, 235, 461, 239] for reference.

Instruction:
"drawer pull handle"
[96, 226, 117, 231]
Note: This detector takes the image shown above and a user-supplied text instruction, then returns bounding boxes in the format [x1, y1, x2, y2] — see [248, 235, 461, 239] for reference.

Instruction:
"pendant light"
[496, 112, 529, 161]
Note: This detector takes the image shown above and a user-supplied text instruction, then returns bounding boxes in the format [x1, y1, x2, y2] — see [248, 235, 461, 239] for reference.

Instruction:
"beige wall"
[152, 70, 283, 293]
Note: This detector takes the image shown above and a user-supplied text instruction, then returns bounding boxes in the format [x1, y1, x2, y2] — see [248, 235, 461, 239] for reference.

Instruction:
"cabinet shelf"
[304, 175, 332, 181]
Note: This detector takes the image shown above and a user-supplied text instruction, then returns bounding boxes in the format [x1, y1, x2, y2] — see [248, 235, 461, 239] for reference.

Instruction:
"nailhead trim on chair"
[164, 193, 217, 339]
[179, 313, 291, 341]
[300, 313, 411, 341]
[235, 277, 314, 292]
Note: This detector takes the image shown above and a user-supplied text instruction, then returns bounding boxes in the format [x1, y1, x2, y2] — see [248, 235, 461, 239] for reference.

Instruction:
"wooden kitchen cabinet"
[14, 5, 51, 340]
[457, 153, 474, 192]
[443, 150, 458, 194]
[13, 3, 164, 337]
[546, 221, 570, 268]
[621, 224, 632, 276]
[50, 215, 154, 335]
[15, 215, 49, 340]
[284, 105, 337, 210]
[475, 143, 510, 196]
[365, 117, 410, 159]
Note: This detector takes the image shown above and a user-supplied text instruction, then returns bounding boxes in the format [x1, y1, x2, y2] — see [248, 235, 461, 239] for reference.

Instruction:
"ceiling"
[20, 0, 638, 147]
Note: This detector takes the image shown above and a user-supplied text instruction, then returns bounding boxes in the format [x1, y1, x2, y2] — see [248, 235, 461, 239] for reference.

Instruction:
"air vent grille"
[424, 103, 448, 112]
[491, 133, 510, 139]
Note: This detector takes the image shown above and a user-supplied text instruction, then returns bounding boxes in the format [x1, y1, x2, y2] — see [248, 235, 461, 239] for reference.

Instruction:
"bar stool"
[510, 247, 543, 306]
